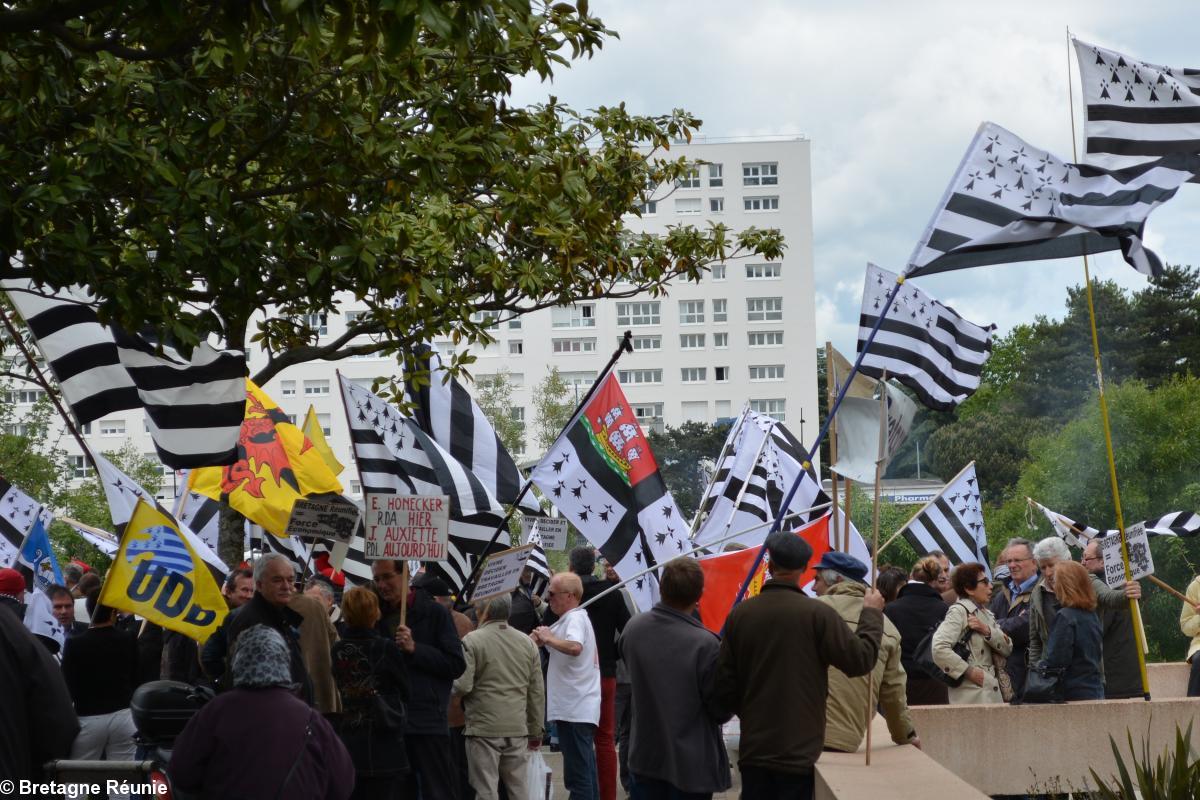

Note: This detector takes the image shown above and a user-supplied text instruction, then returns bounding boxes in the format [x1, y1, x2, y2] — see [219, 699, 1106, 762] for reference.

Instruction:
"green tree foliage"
[647, 420, 732, 521]
[531, 366, 572, 452]
[0, 0, 783, 389]
[473, 369, 524, 457]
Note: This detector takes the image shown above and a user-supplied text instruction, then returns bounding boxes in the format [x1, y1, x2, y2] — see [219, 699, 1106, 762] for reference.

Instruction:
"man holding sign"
[1081, 539, 1143, 699]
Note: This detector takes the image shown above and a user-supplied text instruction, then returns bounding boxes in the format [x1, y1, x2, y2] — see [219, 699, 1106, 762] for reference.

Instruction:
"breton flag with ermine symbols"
[1031, 498, 1200, 546]
[897, 462, 990, 577]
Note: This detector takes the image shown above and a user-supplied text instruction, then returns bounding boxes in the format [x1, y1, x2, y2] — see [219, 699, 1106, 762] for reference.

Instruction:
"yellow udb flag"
[99, 499, 228, 643]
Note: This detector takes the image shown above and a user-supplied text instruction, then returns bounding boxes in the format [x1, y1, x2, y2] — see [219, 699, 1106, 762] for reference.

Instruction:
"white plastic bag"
[526, 749, 554, 800]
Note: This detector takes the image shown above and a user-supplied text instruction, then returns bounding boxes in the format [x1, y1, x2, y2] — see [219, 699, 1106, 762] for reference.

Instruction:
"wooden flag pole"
[1065, 28, 1150, 700]
[825, 342, 842, 552]
[398, 560, 410, 627]
[864, 371, 888, 766]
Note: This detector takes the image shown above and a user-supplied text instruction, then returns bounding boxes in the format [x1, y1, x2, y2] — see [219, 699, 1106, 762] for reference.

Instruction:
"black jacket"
[883, 582, 949, 677]
[332, 626, 410, 776]
[222, 591, 313, 703]
[509, 585, 542, 635]
[989, 579, 1034, 697]
[379, 588, 465, 735]
[545, 575, 631, 678]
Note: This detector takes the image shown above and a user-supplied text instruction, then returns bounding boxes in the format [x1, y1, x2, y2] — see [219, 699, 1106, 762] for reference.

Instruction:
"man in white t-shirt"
[532, 572, 601, 800]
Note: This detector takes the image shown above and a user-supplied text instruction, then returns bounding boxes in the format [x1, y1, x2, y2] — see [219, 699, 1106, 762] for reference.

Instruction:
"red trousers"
[596, 676, 617, 800]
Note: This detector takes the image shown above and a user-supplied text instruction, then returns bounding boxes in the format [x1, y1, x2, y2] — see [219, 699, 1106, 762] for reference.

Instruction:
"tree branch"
[251, 322, 392, 385]
[45, 21, 200, 61]
[0, 0, 115, 33]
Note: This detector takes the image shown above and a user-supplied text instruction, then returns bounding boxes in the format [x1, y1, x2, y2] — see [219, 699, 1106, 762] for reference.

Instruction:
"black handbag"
[915, 624, 973, 687]
[1022, 663, 1066, 704]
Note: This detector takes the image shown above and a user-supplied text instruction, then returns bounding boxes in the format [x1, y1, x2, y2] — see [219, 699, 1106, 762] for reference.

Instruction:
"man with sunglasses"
[988, 538, 1038, 700]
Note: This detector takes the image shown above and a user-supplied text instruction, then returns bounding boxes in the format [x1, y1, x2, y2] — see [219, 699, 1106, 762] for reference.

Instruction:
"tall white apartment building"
[8, 136, 818, 501]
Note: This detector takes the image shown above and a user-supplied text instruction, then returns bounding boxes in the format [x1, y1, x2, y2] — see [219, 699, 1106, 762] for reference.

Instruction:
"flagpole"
[825, 342, 842, 552]
[578, 500, 833, 613]
[864, 370, 888, 767]
[724, 275, 906, 625]
[688, 406, 749, 540]
[706, 420, 776, 547]
[874, 461, 976, 558]
[1065, 27, 1151, 700]
[457, 331, 636, 605]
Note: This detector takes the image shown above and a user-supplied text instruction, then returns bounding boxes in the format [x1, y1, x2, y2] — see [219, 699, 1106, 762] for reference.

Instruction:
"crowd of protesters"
[2, 525, 1195, 800]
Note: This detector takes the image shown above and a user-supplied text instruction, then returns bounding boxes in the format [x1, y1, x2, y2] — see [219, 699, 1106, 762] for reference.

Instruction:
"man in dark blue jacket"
[374, 560, 466, 800]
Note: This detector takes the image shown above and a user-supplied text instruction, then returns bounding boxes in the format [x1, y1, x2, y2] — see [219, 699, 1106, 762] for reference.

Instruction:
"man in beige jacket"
[814, 552, 918, 753]
[454, 592, 545, 800]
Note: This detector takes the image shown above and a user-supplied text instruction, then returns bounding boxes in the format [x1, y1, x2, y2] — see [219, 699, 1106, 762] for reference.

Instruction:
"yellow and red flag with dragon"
[188, 381, 342, 537]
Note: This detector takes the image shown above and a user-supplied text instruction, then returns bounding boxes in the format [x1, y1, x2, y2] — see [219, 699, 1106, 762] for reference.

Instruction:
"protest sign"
[470, 544, 536, 601]
[285, 498, 361, 543]
[363, 493, 450, 561]
[1101, 522, 1154, 589]
[522, 516, 568, 550]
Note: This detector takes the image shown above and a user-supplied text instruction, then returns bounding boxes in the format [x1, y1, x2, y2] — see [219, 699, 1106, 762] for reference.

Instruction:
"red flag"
[696, 514, 832, 634]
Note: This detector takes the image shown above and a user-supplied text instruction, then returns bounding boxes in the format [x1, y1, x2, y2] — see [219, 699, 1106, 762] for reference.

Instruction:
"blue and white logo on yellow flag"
[18, 517, 62, 592]
[100, 499, 228, 642]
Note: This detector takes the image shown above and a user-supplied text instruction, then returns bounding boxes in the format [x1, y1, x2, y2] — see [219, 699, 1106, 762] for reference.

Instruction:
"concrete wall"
[910, 695, 1200, 795]
[1148, 661, 1190, 698]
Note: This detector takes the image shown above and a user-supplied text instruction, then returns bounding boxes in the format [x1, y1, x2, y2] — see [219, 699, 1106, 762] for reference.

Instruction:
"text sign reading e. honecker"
[364, 493, 450, 562]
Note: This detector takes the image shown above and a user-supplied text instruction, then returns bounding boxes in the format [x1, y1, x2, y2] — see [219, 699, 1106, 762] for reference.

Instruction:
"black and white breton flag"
[339, 374, 509, 593]
[858, 264, 995, 412]
[898, 462, 990, 577]
[2, 281, 246, 468]
[0, 476, 52, 570]
[406, 346, 540, 515]
[523, 524, 551, 597]
[1074, 39, 1200, 176]
[1032, 498, 1200, 546]
[906, 121, 1198, 279]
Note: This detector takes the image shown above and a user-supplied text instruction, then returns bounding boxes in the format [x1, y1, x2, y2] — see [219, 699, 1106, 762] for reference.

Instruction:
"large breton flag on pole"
[405, 346, 540, 515]
[905, 121, 1198, 279]
[895, 462, 990, 576]
[2, 280, 246, 468]
[1074, 39, 1200, 177]
[857, 264, 995, 412]
[529, 372, 685, 612]
[0, 476, 53, 572]
[1031, 498, 1200, 546]
[339, 374, 510, 593]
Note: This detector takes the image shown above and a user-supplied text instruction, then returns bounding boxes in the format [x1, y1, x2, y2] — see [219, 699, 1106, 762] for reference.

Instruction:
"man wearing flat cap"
[712, 533, 886, 800]
[813, 551, 918, 754]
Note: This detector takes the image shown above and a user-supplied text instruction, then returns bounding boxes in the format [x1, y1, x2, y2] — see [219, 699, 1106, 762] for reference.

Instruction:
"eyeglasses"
[1082, 556, 1103, 564]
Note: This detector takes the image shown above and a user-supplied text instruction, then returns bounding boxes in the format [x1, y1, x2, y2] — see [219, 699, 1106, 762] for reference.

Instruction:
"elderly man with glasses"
[1081, 539, 1143, 698]
[988, 537, 1039, 700]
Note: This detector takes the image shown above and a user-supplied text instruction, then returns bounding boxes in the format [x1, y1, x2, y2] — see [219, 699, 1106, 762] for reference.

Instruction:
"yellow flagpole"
[1065, 27, 1150, 699]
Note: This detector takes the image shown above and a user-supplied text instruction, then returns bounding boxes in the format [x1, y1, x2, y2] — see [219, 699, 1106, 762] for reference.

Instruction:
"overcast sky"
[511, 1, 1199, 354]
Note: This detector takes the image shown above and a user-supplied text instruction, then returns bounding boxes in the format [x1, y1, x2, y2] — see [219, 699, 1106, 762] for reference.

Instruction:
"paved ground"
[537, 750, 742, 799]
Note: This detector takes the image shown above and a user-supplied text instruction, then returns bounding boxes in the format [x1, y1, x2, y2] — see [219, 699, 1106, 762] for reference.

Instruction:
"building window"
[470, 311, 501, 329]
[631, 335, 662, 351]
[709, 197, 724, 213]
[316, 413, 332, 436]
[301, 313, 328, 336]
[71, 455, 89, 479]
[713, 299, 728, 323]
[749, 330, 784, 347]
[345, 310, 368, 324]
[280, 380, 296, 397]
[508, 318, 522, 330]
[552, 338, 597, 354]
[749, 399, 786, 420]
[676, 168, 700, 189]
[350, 480, 361, 495]
[100, 419, 125, 436]
[714, 332, 729, 349]
[742, 162, 779, 186]
[710, 264, 726, 280]
[675, 198, 702, 215]
[560, 371, 594, 391]
[745, 262, 782, 279]
[618, 369, 663, 385]
[715, 366, 730, 382]
[4, 423, 33, 437]
[681, 367, 707, 383]
[144, 418, 151, 433]
[80, 422, 91, 435]
[747, 297, 783, 322]
[616, 302, 660, 327]
[632, 402, 665, 431]
[708, 163, 724, 187]
[551, 304, 596, 329]
[749, 365, 785, 381]
[678, 299, 705, 325]
[509, 340, 524, 355]
[303, 379, 330, 396]
[7, 389, 45, 404]
[744, 196, 780, 212]
[638, 200, 658, 215]
[680, 333, 706, 350]
[510, 407, 526, 423]
[286, 414, 297, 425]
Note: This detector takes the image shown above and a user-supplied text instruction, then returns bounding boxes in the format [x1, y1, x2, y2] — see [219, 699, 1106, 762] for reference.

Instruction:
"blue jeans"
[555, 720, 599, 800]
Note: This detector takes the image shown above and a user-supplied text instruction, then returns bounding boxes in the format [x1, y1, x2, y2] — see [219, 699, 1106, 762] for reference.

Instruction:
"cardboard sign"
[1101, 522, 1154, 589]
[363, 493, 450, 561]
[469, 544, 535, 602]
[285, 498, 361, 543]
[522, 516, 568, 550]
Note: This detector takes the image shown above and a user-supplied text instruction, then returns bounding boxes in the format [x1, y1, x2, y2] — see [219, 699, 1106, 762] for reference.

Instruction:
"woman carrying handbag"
[1027, 561, 1104, 702]
[931, 563, 1013, 705]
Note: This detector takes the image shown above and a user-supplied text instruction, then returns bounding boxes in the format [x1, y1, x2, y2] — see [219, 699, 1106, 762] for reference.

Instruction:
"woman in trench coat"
[932, 562, 1013, 705]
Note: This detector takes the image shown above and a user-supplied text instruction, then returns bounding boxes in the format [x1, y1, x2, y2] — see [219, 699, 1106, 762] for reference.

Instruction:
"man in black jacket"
[168, 568, 253, 683]
[374, 559, 466, 800]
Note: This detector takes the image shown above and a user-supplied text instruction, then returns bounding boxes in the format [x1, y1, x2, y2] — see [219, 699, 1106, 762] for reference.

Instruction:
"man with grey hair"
[455, 593, 545, 800]
[813, 552, 918, 754]
[219, 553, 312, 702]
[989, 536, 1039, 700]
[1027, 536, 1073, 668]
